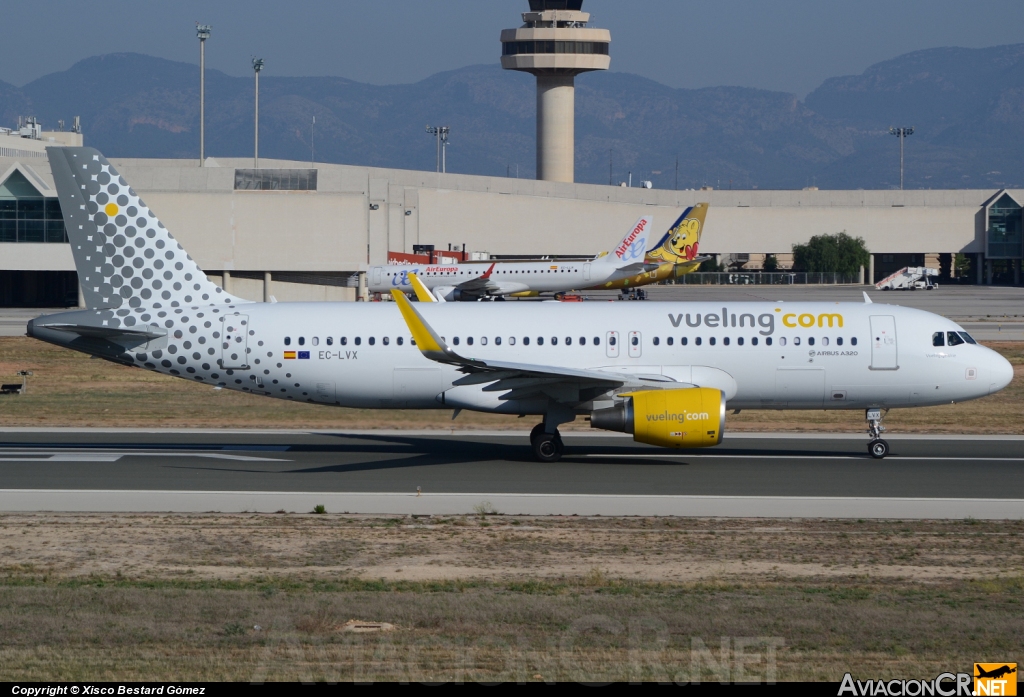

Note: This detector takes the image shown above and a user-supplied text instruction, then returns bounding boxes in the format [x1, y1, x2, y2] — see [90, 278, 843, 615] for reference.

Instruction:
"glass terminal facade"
[986, 192, 1023, 259]
[0, 170, 67, 243]
[234, 169, 318, 191]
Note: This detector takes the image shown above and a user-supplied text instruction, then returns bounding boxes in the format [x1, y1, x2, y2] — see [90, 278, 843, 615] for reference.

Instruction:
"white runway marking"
[0, 451, 290, 463]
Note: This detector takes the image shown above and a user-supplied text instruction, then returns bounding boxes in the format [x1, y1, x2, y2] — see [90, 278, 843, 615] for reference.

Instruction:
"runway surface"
[0, 430, 1021, 518]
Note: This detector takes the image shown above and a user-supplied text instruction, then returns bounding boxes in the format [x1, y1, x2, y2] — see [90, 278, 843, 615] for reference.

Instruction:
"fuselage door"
[583, 263, 592, 282]
[628, 331, 642, 358]
[372, 267, 383, 286]
[606, 331, 620, 358]
[869, 315, 899, 370]
[220, 314, 250, 370]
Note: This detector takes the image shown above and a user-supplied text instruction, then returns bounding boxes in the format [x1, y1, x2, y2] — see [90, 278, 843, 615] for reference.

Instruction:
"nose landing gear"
[866, 408, 890, 459]
[530, 423, 564, 462]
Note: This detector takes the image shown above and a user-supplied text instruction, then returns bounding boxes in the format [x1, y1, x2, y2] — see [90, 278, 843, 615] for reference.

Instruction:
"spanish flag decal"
[284, 351, 297, 360]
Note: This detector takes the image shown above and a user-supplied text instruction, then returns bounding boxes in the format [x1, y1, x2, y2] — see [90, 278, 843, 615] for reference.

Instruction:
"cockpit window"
[959, 332, 977, 345]
[933, 332, 945, 347]
[947, 331, 965, 347]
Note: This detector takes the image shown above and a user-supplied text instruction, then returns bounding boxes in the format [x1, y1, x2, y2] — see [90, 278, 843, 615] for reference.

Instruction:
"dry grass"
[0, 337, 1021, 433]
[0, 513, 1022, 682]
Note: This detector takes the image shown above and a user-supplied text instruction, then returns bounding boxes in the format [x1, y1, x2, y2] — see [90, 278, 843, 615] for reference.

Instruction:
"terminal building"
[1, 128, 1021, 307]
[1, 0, 1021, 307]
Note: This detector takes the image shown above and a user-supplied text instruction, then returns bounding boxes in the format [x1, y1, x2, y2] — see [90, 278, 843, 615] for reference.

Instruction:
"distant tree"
[954, 253, 972, 279]
[762, 254, 779, 271]
[792, 232, 869, 276]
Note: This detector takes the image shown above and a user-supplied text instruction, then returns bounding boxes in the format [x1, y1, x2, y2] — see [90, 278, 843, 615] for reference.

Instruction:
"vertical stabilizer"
[47, 147, 247, 310]
[599, 216, 655, 268]
[646, 203, 709, 265]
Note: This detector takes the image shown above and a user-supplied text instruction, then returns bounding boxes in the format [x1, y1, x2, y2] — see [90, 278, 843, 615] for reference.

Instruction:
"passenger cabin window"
[837, 337, 843, 346]
[312, 337, 319, 346]
[369, 337, 376, 346]
[509, 337, 516, 346]
[723, 338, 730, 346]
[537, 337, 545, 346]
[341, 337, 348, 346]
[793, 337, 801, 346]
[765, 337, 772, 346]
[593, 337, 600, 346]
[667, 337, 674, 346]
[495, 337, 502, 346]
[695, 338, 702, 346]
[298, 337, 306, 346]
[933, 332, 945, 347]
[738, 337, 744, 346]
[383, 337, 390, 346]
[947, 332, 965, 347]
[653, 337, 660, 346]
[397, 337, 404, 346]
[778, 338, 786, 347]
[355, 337, 362, 346]
[752, 337, 759, 346]
[821, 337, 829, 346]
[710, 337, 716, 346]
[808, 337, 815, 346]
[284, 337, 291, 346]
[523, 337, 530, 346]
[453, 337, 460, 346]
[326, 337, 334, 346]
[851, 337, 858, 346]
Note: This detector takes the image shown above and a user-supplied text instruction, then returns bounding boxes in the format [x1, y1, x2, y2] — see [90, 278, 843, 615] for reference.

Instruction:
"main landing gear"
[866, 408, 890, 459]
[530, 423, 564, 463]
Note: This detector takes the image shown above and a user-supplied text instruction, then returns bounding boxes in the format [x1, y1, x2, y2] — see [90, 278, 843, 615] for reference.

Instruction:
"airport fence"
[675, 272, 862, 286]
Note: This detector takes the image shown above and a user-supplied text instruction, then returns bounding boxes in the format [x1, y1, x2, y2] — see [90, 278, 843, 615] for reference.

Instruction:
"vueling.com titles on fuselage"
[668, 309, 845, 336]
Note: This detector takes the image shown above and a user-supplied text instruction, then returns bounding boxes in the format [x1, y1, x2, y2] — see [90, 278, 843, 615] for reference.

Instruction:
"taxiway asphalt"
[0, 430, 1021, 518]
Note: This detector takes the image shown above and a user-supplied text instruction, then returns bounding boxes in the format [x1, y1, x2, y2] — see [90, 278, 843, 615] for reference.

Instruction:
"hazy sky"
[4, 0, 1024, 96]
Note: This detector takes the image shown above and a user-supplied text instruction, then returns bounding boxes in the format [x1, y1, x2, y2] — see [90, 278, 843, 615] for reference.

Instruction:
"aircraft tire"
[529, 423, 546, 447]
[533, 432, 564, 463]
[868, 439, 890, 459]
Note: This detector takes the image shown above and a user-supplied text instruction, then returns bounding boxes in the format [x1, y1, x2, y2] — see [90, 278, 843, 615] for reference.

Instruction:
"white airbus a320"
[30, 148, 1013, 462]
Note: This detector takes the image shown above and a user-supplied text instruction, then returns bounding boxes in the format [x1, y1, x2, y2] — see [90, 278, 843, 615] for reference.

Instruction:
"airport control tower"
[501, 0, 610, 183]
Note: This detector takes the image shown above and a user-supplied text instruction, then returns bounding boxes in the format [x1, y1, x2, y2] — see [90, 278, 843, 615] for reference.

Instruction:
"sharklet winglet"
[390, 290, 483, 368]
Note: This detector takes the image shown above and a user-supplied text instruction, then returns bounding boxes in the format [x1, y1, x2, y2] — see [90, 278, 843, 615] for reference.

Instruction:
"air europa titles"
[615, 218, 649, 259]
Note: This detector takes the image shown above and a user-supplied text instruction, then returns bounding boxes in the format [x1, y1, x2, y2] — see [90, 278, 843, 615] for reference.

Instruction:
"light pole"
[889, 127, 914, 190]
[425, 125, 450, 173]
[197, 23, 211, 167]
[252, 58, 264, 169]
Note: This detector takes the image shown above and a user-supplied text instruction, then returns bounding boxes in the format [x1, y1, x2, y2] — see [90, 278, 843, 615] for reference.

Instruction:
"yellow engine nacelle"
[590, 388, 726, 449]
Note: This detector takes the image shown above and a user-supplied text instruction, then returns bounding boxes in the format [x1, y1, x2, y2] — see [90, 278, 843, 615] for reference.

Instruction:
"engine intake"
[591, 388, 726, 449]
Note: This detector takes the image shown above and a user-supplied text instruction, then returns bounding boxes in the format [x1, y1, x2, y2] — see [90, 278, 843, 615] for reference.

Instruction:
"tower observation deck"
[501, 0, 610, 183]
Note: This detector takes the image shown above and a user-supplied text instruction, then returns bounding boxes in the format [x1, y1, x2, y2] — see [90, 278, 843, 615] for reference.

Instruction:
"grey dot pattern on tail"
[69, 151, 245, 327]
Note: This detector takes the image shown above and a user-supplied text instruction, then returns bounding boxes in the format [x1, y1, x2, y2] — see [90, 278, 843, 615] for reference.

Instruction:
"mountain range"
[4, 44, 1024, 190]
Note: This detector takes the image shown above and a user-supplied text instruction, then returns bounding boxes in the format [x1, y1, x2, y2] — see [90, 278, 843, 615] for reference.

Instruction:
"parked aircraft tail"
[598, 216, 655, 268]
[47, 147, 246, 311]
[646, 203, 708, 267]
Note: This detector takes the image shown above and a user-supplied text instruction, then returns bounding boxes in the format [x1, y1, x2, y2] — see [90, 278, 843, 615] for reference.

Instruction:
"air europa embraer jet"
[30, 148, 1013, 462]
[366, 215, 658, 301]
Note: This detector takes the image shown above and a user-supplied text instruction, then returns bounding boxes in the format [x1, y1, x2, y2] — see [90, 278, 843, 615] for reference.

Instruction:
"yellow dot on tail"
[105, 203, 118, 217]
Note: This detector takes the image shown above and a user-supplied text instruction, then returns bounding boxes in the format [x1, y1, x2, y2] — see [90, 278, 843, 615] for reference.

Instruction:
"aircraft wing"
[390, 290, 678, 399]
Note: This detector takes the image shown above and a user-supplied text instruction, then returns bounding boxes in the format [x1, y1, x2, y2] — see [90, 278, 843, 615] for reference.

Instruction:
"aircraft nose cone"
[26, 317, 35, 337]
[989, 351, 1014, 394]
